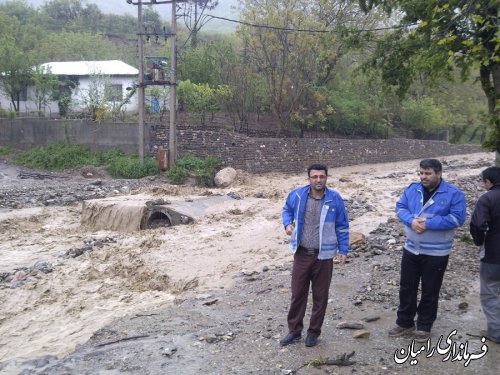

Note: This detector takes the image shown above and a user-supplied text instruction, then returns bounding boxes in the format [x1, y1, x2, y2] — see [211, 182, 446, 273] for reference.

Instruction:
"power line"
[204, 14, 410, 33]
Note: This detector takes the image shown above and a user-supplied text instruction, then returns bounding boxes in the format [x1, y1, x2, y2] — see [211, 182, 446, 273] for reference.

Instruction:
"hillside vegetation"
[0, 0, 496, 147]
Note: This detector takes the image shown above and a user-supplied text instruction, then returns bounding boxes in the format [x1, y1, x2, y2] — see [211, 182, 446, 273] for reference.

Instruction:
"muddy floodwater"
[1, 153, 499, 374]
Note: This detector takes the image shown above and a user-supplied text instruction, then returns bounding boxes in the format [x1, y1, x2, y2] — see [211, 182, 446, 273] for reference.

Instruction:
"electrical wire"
[203, 14, 410, 33]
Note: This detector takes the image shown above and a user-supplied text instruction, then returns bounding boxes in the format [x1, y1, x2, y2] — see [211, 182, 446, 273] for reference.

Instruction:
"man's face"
[308, 169, 327, 192]
[484, 179, 493, 190]
[419, 167, 441, 191]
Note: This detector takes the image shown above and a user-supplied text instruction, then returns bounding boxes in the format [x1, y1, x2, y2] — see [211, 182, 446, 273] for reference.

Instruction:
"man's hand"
[285, 223, 294, 236]
[337, 254, 347, 265]
[411, 217, 426, 234]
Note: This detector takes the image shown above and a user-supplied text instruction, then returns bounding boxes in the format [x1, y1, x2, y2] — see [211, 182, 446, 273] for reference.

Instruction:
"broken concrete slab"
[81, 193, 234, 232]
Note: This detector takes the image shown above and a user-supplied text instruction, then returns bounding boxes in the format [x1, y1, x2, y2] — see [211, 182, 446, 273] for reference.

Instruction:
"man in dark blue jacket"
[470, 166, 500, 344]
[390, 159, 466, 342]
[280, 163, 349, 347]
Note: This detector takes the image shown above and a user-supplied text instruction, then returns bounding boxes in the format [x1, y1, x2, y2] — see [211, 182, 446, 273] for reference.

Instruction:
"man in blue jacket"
[390, 158, 466, 342]
[280, 163, 349, 347]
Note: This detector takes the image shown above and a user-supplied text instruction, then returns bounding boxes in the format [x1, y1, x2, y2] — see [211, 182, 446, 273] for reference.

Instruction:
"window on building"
[108, 84, 123, 102]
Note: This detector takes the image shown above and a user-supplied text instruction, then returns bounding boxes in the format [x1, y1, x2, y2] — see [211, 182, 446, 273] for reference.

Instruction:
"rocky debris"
[336, 321, 365, 329]
[226, 191, 242, 200]
[362, 315, 380, 322]
[352, 329, 370, 338]
[145, 198, 170, 206]
[214, 167, 237, 187]
[160, 346, 178, 357]
[199, 332, 235, 343]
[0, 164, 165, 209]
[1, 237, 117, 289]
[18, 171, 62, 180]
[0, 260, 54, 289]
[65, 237, 117, 258]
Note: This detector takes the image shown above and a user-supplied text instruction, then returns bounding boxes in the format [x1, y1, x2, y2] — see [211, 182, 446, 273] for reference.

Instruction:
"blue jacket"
[395, 179, 466, 256]
[282, 185, 349, 259]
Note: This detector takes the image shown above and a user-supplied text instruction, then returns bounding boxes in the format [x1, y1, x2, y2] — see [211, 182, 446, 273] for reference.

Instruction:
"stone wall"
[154, 124, 481, 174]
[1, 118, 482, 174]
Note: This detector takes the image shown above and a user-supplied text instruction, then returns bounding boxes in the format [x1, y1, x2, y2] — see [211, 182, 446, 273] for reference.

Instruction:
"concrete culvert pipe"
[141, 208, 172, 229]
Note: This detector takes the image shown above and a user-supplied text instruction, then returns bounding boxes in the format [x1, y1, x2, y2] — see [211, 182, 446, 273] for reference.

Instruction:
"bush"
[13, 142, 158, 179]
[14, 142, 95, 170]
[0, 145, 13, 155]
[166, 154, 221, 186]
[0, 108, 17, 119]
[400, 96, 446, 131]
[327, 90, 388, 138]
[107, 156, 158, 179]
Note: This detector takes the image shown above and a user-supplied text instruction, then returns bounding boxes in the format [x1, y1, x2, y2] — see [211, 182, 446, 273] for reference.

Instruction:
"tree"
[358, 0, 500, 160]
[41, 0, 82, 23]
[78, 73, 119, 121]
[0, 12, 42, 112]
[31, 65, 59, 115]
[290, 88, 334, 137]
[178, 41, 226, 86]
[36, 31, 122, 62]
[177, 79, 227, 125]
[400, 96, 447, 132]
[179, 0, 219, 48]
[143, 8, 163, 38]
[238, 0, 378, 134]
[0, 0, 39, 25]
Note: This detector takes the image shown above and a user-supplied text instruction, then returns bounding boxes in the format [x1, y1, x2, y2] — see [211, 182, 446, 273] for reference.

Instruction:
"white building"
[0, 60, 139, 116]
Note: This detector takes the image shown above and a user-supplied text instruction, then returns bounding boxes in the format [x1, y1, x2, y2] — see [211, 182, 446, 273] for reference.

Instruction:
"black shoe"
[280, 332, 301, 346]
[305, 334, 318, 347]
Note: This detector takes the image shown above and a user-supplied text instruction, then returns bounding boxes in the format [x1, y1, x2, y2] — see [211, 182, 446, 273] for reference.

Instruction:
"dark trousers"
[396, 248, 449, 332]
[287, 249, 333, 336]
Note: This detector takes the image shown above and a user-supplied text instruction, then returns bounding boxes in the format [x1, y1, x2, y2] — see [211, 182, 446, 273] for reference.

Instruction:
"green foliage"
[0, 145, 13, 155]
[179, 0, 220, 48]
[459, 233, 474, 244]
[400, 96, 446, 131]
[483, 120, 500, 153]
[14, 142, 96, 170]
[178, 80, 227, 124]
[0, 12, 44, 112]
[290, 88, 334, 134]
[13, 142, 157, 178]
[57, 93, 72, 117]
[0, 108, 17, 119]
[238, 0, 381, 134]
[357, 0, 499, 151]
[31, 65, 59, 113]
[327, 89, 388, 137]
[166, 154, 221, 186]
[36, 31, 122, 62]
[106, 156, 158, 179]
[178, 41, 237, 86]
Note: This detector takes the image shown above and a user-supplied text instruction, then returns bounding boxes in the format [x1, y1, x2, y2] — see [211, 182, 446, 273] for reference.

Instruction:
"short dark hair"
[482, 166, 500, 185]
[307, 163, 328, 176]
[420, 159, 442, 173]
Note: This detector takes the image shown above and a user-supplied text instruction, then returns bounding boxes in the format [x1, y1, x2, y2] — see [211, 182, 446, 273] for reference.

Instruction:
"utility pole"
[127, 0, 182, 168]
[169, 1, 177, 168]
[137, 0, 145, 163]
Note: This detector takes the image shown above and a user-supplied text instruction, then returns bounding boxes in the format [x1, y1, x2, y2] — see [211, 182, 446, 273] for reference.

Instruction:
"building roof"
[40, 60, 139, 76]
